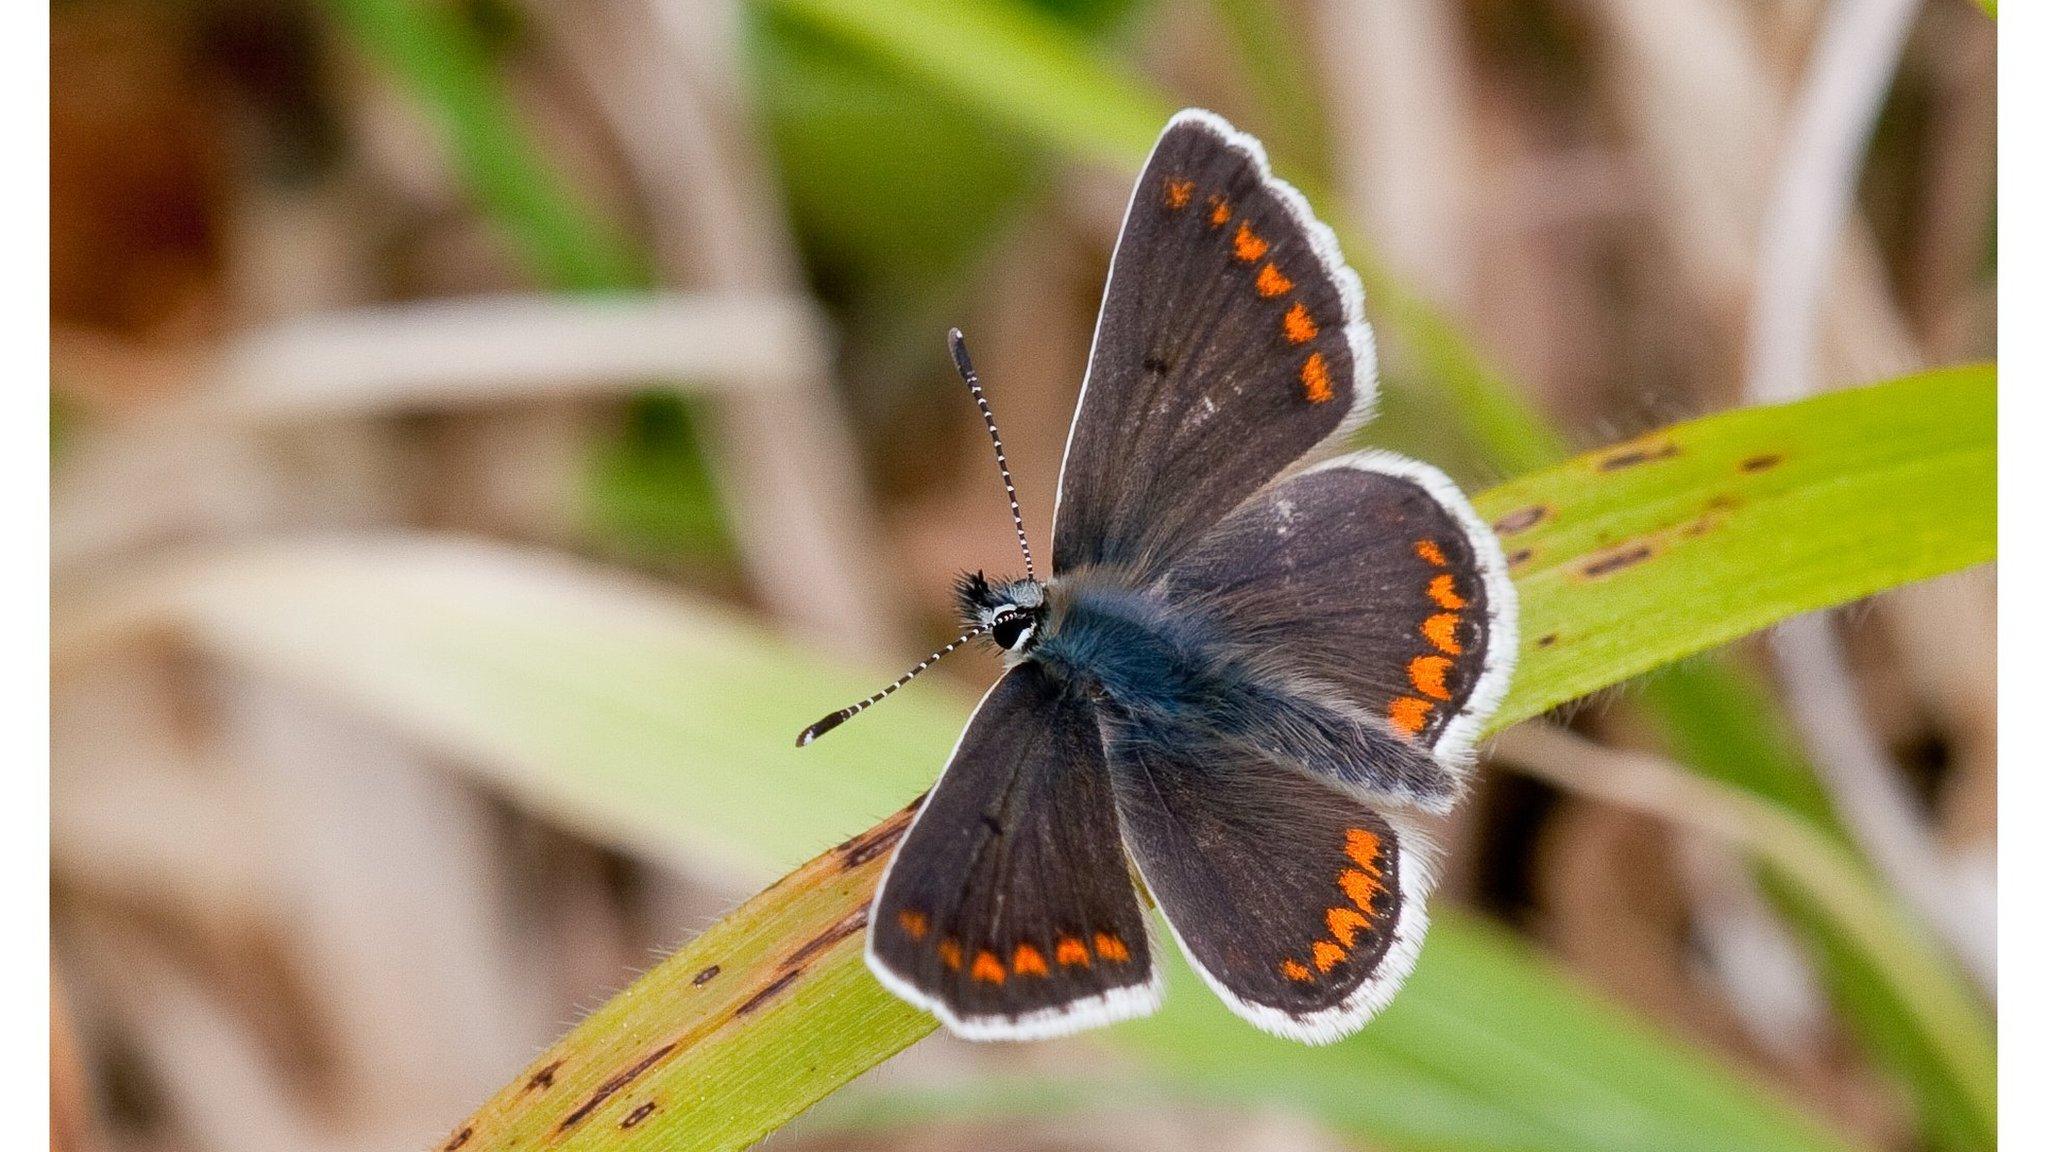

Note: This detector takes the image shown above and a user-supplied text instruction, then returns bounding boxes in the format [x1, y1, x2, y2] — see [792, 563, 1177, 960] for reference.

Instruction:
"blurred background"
[49, 1, 1995, 1150]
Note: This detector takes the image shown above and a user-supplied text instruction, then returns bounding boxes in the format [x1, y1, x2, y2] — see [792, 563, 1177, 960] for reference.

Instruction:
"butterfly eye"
[990, 612, 1033, 652]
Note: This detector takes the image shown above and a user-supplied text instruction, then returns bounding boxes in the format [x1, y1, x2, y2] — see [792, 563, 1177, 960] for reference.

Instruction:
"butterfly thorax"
[1027, 573, 1226, 723]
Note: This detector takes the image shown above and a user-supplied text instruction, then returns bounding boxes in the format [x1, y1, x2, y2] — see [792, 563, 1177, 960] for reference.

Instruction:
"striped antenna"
[949, 329, 1037, 582]
[796, 616, 1005, 747]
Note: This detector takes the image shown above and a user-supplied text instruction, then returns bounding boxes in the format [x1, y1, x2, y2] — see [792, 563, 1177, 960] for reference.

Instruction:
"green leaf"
[1480, 364, 1993, 728]
[84, 368, 1992, 1152]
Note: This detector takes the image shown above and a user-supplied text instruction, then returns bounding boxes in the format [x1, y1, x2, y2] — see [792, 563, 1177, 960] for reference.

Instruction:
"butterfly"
[799, 110, 1516, 1044]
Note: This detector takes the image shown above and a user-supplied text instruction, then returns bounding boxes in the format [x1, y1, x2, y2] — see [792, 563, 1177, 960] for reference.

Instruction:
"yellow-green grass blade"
[1482, 364, 1992, 727]
[66, 369, 1993, 1151]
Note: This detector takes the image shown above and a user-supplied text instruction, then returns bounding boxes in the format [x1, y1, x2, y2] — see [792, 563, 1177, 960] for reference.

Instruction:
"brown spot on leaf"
[1508, 548, 1534, 568]
[781, 907, 869, 971]
[692, 964, 720, 986]
[525, 1060, 562, 1093]
[1739, 452, 1784, 473]
[735, 969, 804, 1017]
[1536, 633, 1558, 648]
[1595, 440, 1680, 471]
[557, 1044, 676, 1133]
[621, 1102, 656, 1130]
[1492, 505, 1550, 535]
[1684, 494, 1742, 537]
[835, 807, 914, 870]
[443, 1126, 473, 1151]
[1578, 544, 1655, 578]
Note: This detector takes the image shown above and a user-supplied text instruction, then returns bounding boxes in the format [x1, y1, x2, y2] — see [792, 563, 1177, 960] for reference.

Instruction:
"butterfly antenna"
[949, 328, 1037, 582]
[796, 619, 998, 747]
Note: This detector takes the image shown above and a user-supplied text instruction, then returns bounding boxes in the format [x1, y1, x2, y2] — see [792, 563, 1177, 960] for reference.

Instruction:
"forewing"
[1053, 109, 1375, 579]
[868, 663, 1160, 1040]
[1106, 735, 1429, 1044]
[1162, 451, 1517, 773]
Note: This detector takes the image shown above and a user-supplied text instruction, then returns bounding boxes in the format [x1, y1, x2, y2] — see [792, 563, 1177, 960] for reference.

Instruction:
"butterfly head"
[956, 570, 1047, 657]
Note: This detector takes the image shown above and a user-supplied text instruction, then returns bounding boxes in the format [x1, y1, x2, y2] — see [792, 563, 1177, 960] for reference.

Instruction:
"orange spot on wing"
[1345, 828, 1383, 872]
[1341, 867, 1385, 911]
[896, 909, 928, 939]
[1012, 944, 1049, 977]
[971, 950, 1007, 984]
[1093, 933, 1131, 963]
[1283, 301, 1318, 344]
[1414, 539, 1448, 566]
[1409, 655, 1454, 701]
[1327, 906, 1372, 948]
[1056, 937, 1091, 967]
[1427, 573, 1467, 610]
[1422, 612, 1463, 655]
[1312, 940, 1347, 972]
[939, 940, 963, 970]
[1280, 959, 1314, 982]
[1388, 696, 1432, 737]
[1255, 263, 1292, 297]
[1301, 352, 1334, 404]
[1207, 194, 1230, 226]
[1163, 177, 1193, 209]
[1233, 222, 1268, 262]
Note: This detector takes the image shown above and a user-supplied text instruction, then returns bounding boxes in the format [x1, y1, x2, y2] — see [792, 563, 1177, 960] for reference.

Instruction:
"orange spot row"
[920, 925, 1132, 982]
[1275, 828, 1390, 983]
[1301, 352, 1334, 404]
[1169, 177, 1336, 410]
[1400, 540, 1466, 737]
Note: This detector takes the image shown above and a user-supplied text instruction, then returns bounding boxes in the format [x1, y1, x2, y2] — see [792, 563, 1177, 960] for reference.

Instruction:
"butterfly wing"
[1105, 734, 1427, 1044]
[868, 662, 1161, 1039]
[1162, 451, 1517, 782]
[1052, 109, 1375, 579]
